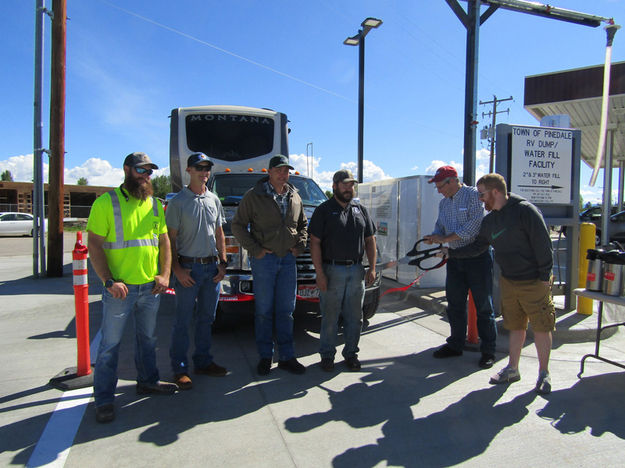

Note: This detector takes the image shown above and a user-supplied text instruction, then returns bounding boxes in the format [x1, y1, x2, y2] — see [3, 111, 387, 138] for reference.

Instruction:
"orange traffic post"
[49, 231, 94, 390]
[73, 231, 91, 376]
[467, 290, 479, 344]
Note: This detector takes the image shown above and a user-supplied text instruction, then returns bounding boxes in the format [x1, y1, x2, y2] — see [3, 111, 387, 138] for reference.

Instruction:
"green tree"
[1, 170, 14, 182]
[151, 174, 172, 199]
[77, 177, 88, 186]
[324, 190, 332, 199]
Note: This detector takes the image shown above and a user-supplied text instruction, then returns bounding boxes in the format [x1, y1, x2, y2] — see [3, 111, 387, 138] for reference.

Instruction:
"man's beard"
[124, 173, 153, 200]
[333, 187, 353, 204]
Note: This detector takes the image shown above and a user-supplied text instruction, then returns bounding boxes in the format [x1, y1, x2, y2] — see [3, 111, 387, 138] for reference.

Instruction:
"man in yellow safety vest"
[87, 152, 176, 423]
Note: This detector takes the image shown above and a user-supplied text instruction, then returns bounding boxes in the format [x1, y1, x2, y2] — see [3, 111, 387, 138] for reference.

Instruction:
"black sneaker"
[344, 356, 362, 371]
[432, 344, 463, 358]
[195, 362, 227, 377]
[95, 403, 115, 423]
[278, 358, 306, 374]
[136, 381, 178, 395]
[479, 353, 496, 369]
[320, 358, 334, 372]
[257, 358, 272, 375]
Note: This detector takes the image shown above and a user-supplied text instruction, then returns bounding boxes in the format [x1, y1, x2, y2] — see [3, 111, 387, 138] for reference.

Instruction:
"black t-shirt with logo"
[309, 197, 376, 262]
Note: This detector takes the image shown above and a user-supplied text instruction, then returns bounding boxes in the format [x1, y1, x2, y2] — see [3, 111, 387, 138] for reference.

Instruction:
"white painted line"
[26, 331, 101, 468]
[26, 388, 93, 467]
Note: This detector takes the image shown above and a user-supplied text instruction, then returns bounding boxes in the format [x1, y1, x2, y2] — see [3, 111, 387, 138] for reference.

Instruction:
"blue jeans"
[445, 249, 497, 354]
[250, 252, 297, 360]
[170, 262, 220, 374]
[94, 282, 160, 407]
[319, 263, 365, 360]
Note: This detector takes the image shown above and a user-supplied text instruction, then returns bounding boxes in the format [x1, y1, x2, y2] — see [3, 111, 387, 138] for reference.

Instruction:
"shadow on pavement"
[283, 350, 528, 468]
[537, 371, 625, 439]
[0, 262, 74, 296]
[6, 273, 623, 467]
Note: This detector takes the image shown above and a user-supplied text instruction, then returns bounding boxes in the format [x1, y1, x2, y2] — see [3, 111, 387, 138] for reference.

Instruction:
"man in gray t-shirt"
[166, 152, 229, 390]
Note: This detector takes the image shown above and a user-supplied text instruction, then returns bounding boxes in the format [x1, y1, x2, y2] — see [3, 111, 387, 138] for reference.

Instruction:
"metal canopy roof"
[524, 61, 625, 169]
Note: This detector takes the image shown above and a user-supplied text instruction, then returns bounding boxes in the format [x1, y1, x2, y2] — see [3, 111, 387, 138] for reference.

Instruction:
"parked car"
[598, 210, 625, 245]
[0, 212, 42, 237]
[579, 206, 603, 226]
[162, 192, 177, 212]
[563, 206, 617, 244]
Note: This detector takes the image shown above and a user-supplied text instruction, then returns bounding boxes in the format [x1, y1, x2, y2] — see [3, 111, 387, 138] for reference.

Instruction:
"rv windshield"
[185, 114, 275, 162]
[212, 173, 327, 207]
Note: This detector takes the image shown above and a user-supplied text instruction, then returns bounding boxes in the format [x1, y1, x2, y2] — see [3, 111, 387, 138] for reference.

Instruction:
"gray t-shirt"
[165, 186, 225, 257]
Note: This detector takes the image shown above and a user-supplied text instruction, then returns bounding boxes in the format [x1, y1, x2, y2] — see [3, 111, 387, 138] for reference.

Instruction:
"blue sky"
[1, 0, 623, 201]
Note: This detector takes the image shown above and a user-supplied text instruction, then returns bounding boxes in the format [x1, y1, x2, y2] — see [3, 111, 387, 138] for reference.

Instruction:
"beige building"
[0, 181, 111, 218]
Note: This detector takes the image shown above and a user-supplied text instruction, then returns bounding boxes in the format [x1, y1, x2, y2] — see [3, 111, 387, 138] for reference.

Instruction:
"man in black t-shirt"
[309, 169, 377, 372]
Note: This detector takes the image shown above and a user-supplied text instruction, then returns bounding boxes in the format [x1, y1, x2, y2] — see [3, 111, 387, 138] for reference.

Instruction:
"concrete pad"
[1, 241, 625, 467]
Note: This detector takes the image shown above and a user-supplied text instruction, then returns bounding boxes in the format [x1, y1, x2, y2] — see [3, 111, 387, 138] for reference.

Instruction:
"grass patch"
[64, 221, 88, 232]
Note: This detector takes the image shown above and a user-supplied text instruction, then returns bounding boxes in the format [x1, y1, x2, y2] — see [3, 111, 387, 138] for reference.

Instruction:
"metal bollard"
[577, 222, 596, 315]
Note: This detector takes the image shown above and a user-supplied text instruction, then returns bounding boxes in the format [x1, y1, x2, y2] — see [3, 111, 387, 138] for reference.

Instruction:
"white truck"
[169, 105, 381, 319]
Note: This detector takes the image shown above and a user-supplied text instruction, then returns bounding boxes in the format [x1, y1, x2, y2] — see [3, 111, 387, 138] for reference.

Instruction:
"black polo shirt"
[309, 197, 376, 262]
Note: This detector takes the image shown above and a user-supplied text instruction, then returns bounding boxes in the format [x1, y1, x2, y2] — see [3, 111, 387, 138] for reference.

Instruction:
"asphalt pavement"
[1, 233, 625, 467]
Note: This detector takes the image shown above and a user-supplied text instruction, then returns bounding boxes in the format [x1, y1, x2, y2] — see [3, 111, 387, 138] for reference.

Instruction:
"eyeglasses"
[478, 189, 492, 199]
[435, 179, 450, 190]
[193, 165, 212, 172]
[134, 167, 153, 175]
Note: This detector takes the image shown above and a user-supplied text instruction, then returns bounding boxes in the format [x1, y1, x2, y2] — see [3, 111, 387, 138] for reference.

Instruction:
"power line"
[98, 0, 352, 102]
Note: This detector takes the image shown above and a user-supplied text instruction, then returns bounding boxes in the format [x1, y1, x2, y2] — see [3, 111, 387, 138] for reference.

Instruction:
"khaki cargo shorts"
[500, 276, 556, 332]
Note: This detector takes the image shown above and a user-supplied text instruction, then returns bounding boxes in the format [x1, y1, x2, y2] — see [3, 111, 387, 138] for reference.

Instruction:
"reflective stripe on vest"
[102, 190, 159, 250]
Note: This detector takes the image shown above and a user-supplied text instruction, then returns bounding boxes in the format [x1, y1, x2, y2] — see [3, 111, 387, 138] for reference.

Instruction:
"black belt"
[323, 259, 361, 266]
[179, 255, 218, 264]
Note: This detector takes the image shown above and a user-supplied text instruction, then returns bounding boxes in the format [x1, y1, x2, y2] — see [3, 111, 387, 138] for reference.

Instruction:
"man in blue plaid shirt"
[424, 166, 497, 369]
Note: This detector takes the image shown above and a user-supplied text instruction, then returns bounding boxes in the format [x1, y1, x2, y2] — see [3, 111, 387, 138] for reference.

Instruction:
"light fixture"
[343, 35, 360, 46]
[362, 17, 383, 29]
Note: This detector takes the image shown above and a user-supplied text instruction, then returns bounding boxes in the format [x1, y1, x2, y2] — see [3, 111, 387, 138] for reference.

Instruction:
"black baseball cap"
[123, 152, 158, 169]
[187, 152, 214, 168]
[268, 155, 294, 170]
[333, 169, 357, 184]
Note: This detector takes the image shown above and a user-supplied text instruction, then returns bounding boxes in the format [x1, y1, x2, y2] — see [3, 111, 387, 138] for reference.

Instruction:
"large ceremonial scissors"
[404, 239, 447, 271]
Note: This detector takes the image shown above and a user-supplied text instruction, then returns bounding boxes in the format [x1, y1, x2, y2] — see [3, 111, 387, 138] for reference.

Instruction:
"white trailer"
[358, 175, 446, 288]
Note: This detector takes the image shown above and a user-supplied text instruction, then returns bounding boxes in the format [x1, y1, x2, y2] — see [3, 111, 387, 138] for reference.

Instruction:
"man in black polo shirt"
[309, 169, 377, 371]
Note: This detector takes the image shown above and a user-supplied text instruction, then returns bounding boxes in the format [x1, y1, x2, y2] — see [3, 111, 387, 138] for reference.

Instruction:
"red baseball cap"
[428, 165, 458, 183]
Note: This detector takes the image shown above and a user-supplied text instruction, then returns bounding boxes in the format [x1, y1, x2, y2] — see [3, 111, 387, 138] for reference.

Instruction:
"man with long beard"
[87, 152, 176, 423]
[309, 169, 376, 372]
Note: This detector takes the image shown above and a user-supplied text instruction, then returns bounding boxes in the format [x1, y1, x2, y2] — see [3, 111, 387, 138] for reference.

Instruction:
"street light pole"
[344, 17, 382, 183]
[357, 33, 365, 184]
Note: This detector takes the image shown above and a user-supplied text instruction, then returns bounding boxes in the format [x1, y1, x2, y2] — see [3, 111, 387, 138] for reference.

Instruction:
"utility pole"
[479, 95, 512, 172]
[47, 0, 66, 277]
[33, 0, 50, 278]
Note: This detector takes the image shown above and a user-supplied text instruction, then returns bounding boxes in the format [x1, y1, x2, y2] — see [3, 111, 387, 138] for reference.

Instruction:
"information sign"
[510, 125, 573, 204]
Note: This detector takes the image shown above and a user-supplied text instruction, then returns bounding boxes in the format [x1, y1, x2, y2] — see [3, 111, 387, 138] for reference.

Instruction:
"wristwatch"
[104, 278, 115, 289]
[219, 259, 228, 267]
